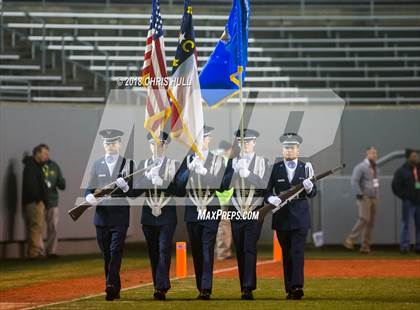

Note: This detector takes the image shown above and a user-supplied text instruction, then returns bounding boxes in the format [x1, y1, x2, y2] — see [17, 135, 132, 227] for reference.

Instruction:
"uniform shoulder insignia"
[304, 162, 314, 178]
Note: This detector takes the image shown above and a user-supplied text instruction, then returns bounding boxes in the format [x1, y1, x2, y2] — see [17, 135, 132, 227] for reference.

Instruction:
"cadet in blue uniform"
[85, 129, 134, 301]
[176, 125, 224, 300]
[265, 133, 317, 300]
[222, 129, 270, 300]
[132, 132, 180, 300]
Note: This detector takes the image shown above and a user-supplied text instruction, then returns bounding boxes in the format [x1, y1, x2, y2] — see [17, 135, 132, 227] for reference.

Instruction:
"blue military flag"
[199, 0, 250, 108]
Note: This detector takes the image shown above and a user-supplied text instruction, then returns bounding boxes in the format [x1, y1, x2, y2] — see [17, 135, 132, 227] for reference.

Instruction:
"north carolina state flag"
[169, 0, 204, 157]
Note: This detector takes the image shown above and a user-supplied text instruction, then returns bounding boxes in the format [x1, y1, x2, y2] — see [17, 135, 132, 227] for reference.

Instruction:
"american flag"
[142, 0, 171, 142]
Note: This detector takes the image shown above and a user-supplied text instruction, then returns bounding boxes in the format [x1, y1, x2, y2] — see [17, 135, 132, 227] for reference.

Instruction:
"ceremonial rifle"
[258, 164, 345, 221]
[68, 163, 158, 221]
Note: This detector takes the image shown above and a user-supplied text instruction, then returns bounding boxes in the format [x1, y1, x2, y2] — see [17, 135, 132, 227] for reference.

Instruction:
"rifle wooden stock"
[258, 163, 345, 221]
[68, 187, 119, 222]
[68, 163, 157, 222]
[68, 203, 89, 222]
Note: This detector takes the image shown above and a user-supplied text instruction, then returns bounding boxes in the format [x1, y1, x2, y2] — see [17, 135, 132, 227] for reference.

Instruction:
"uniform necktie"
[286, 161, 296, 169]
[106, 155, 117, 164]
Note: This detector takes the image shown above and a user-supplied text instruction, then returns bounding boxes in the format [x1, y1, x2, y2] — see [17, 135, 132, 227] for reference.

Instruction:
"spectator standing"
[392, 149, 420, 254]
[22, 144, 49, 259]
[343, 146, 380, 254]
[42, 144, 66, 258]
[215, 140, 234, 260]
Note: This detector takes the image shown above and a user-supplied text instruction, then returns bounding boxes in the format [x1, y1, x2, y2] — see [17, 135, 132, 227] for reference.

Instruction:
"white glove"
[234, 158, 248, 173]
[268, 195, 282, 207]
[239, 168, 250, 178]
[151, 175, 163, 186]
[146, 166, 160, 180]
[116, 177, 129, 193]
[189, 156, 203, 171]
[303, 178, 314, 193]
[195, 165, 208, 176]
[85, 193, 97, 206]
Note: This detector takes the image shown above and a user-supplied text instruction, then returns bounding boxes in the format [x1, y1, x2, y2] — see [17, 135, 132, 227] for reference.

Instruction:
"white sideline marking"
[0, 303, 35, 310]
[24, 259, 276, 309]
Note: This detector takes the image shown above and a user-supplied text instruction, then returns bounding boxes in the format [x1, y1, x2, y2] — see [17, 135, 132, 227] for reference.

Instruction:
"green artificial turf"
[41, 278, 420, 310]
[1, 242, 418, 292]
[0, 243, 150, 291]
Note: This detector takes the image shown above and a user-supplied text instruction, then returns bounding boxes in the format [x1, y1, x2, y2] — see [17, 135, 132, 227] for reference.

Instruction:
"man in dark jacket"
[392, 149, 420, 254]
[265, 133, 317, 300]
[22, 144, 49, 259]
[41, 144, 66, 258]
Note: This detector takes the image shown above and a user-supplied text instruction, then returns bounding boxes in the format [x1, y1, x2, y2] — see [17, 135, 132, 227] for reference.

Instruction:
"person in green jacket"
[215, 140, 236, 260]
[41, 144, 66, 258]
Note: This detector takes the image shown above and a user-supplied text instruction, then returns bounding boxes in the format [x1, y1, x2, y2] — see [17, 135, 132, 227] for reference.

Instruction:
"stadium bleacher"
[1, 0, 420, 104]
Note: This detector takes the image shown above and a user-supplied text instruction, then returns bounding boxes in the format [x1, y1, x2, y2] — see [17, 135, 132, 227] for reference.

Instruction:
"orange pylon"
[273, 231, 283, 262]
[176, 241, 187, 278]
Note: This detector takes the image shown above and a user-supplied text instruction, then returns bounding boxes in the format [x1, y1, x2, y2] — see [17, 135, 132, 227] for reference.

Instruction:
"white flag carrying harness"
[231, 155, 266, 217]
[144, 158, 177, 217]
[187, 154, 223, 214]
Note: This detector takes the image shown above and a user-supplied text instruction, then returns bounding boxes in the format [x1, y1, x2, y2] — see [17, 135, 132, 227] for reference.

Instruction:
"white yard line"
[213, 259, 275, 275]
[0, 303, 36, 310]
[24, 259, 277, 309]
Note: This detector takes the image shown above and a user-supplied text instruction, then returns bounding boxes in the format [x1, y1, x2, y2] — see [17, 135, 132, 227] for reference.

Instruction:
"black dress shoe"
[291, 287, 304, 300]
[153, 290, 166, 300]
[28, 254, 45, 260]
[197, 290, 211, 300]
[286, 292, 292, 300]
[47, 254, 60, 259]
[105, 285, 119, 301]
[400, 249, 409, 254]
[241, 289, 254, 300]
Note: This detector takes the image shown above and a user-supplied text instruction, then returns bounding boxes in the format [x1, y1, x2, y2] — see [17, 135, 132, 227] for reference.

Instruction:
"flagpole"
[153, 136, 158, 199]
[239, 65, 246, 196]
[239, 65, 244, 157]
[238, 2, 245, 157]
[236, 1, 246, 195]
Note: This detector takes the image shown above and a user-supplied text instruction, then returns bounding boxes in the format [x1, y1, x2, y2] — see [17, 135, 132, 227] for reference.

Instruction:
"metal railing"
[2, 2, 420, 104]
[0, 0, 4, 52]
[3, 0, 420, 15]
[0, 79, 32, 103]
[1, 11, 112, 99]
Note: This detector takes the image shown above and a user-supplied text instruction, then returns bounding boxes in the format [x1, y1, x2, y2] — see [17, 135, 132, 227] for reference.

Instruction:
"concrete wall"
[341, 107, 420, 175]
[318, 176, 402, 245]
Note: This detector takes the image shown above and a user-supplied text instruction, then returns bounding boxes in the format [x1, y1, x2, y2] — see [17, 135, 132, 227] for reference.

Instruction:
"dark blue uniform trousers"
[231, 220, 262, 291]
[276, 229, 307, 293]
[95, 225, 128, 292]
[186, 222, 218, 293]
[142, 224, 176, 291]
